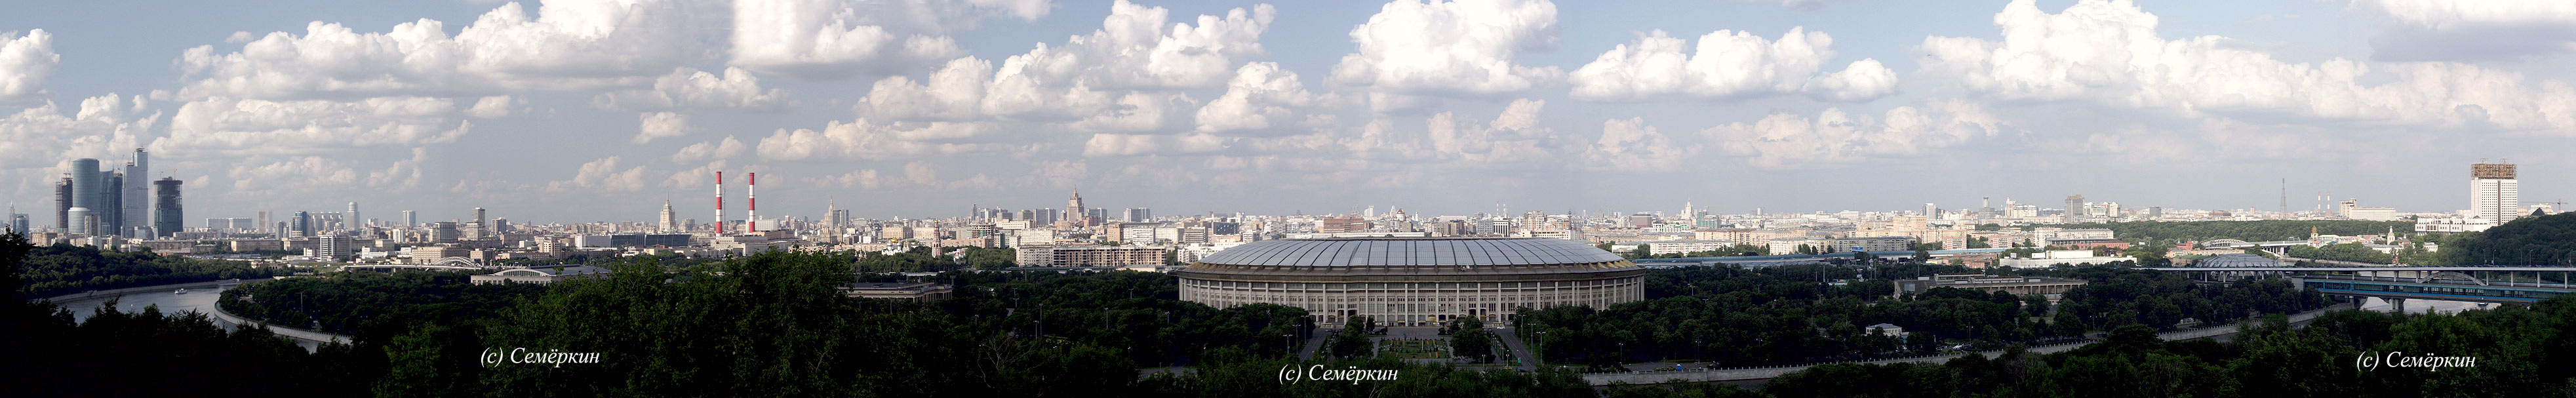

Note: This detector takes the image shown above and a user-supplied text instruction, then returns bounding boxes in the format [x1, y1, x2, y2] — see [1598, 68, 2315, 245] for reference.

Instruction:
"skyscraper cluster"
[52, 149, 182, 237]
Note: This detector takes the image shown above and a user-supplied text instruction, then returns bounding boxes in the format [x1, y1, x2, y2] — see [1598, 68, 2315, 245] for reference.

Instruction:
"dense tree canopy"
[2436, 212, 2576, 265]
[14, 243, 290, 298]
[2285, 242, 2394, 264]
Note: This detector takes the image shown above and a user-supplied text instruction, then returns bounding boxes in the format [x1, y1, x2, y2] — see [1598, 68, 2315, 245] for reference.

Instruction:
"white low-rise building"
[1645, 239, 1737, 256]
[1999, 250, 2139, 268]
[469, 266, 610, 285]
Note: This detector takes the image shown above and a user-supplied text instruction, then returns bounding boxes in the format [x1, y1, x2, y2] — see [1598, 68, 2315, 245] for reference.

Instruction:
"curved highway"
[51, 286, 323, 351]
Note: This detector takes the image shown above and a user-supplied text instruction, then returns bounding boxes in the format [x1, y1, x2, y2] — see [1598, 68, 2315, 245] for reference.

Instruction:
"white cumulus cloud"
[635, 111, 695, 144]
[670, 134, 745, 163]
[1588, 117, 1696, 171]
[1920, 0, 2576, 133]
[165, 96, 475, 156]
[0, 94, 157, 170]
[1423, 98, 1564, 164]
[593, 67, 790, 111]
[857, 1, 1273, 128]
[0, 30, 58, 102]
[176, 0, 713, 100]
[1704, 100, 2001, 169]
[1196, 62, 1334, 133]
[728, 0, 1049, 80]
[754, 119, 997, 161]
[547, 156, 649, 192]
[1570, 28, 1895, 102]
[1330, 0, 1563, 96]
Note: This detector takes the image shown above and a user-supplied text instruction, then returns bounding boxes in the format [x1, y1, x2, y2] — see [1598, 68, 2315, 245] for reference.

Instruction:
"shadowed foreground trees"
[0, 232, 368, 397]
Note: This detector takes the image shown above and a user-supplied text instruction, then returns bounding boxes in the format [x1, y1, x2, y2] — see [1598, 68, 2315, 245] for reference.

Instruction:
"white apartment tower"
[2472, 160, 2520, 221]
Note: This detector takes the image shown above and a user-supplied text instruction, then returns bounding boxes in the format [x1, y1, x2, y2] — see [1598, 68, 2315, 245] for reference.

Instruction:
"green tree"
[1450, 317, 1494, 362]
[1329, 315, 1374, 358]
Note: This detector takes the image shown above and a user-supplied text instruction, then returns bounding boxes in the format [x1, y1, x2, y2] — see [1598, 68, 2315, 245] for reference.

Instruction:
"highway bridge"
[2140, 266, 2576, 308]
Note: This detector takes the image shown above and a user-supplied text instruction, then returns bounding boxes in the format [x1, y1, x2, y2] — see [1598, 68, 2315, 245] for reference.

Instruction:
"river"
[2355, 296, 2493, 315]
[50, 285, 323, 351]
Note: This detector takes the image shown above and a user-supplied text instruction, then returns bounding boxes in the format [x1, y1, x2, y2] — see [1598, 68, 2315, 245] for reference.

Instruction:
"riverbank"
[37, 277, 355, 346]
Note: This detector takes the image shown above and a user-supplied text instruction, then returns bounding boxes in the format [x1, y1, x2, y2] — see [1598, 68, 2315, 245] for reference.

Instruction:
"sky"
[5, 0, 2576, 224]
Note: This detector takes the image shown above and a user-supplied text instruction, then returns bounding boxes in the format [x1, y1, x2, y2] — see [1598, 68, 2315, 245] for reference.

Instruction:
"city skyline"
[7, 0, 2576, 222]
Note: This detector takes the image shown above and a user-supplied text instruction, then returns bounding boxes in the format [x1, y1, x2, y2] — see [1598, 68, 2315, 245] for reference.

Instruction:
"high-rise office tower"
[53, 176, 69, 232]
[102, 172, 123, 235]
[346, 202, 361, 231]
[1126, 207, 1151, 222]
[1924, 203, 1938, 218]
[824, 199, 844, 243]
[67, 207, 91, 235]
[472, 207, 487, 239]
[152, 178, 181, 237]
[69, 159, 102, 233]
[122, 149, 148, 236]
[402, 210, 416, 227]
[2063, 195, 2085, 223]
[9, 210, 27, 235]
[257, 211, 271, 234]
[2472, 160, 2520, 221]
[658, 200, 679, 233]
[291, 211, 312, 238]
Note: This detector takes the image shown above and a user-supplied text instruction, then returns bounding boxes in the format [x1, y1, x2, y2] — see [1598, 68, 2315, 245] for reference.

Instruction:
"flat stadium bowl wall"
[1173, 237, 1646, 327]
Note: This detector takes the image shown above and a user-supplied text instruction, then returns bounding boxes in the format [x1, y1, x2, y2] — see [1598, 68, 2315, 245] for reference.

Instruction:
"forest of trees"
[2041, 268, 2335, 330]
[12, 242, 293, 298]
[2285, 242, 2396, 264]
[219, 271, 547, 335]
[2035, 220, 2415, 243]
[1658, 300, 2576, 398]
[2427, 212, 2576, 265]
[1511, 264, 2333, 370]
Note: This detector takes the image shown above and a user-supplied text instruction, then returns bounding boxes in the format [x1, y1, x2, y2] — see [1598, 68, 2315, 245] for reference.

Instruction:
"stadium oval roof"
[1177, 237, 1642, 283]
[1196, 237, 1625, 267]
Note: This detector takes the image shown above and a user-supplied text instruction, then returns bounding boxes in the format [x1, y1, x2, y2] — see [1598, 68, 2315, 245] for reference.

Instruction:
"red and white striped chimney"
[715, 171, 725, 234]
[747, 172, 759, 232]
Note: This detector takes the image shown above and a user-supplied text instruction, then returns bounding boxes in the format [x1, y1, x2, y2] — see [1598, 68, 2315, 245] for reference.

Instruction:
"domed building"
[1174, 237, 1644, 327]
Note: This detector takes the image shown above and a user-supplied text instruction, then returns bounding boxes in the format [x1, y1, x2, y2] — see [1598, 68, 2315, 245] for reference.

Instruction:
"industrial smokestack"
[715, 171, 726, 235]
[747, 172, 759, 232]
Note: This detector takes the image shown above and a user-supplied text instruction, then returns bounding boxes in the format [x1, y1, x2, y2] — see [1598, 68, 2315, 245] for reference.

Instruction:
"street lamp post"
[1536, 331, 1548, 367]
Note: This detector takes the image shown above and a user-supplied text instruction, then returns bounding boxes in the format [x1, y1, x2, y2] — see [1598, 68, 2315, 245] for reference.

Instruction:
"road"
[50, 285, 325, 351]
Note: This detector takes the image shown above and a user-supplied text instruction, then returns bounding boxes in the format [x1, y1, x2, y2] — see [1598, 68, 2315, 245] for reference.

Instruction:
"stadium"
[1174, 237, 1646, 327]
